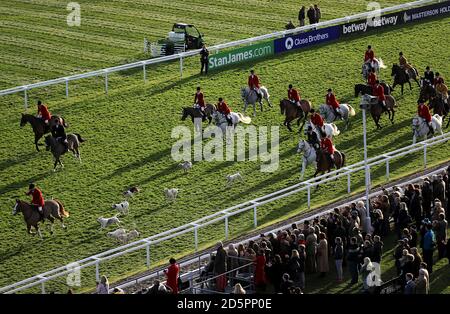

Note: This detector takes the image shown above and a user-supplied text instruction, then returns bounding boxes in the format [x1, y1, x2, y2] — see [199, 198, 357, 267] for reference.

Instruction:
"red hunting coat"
[194, 91, 205, 107]
[288, 88, 301, 102]
[321, 137, 335, 154]
[248, 75, 260, 88]
[27, 188, 45, 207]
[310, 112, 324, 127]
[418, 104, 431, 122]
[217, 101, 231, 115]
[326, 93, 340, 109]
[37, 104, 51, 121]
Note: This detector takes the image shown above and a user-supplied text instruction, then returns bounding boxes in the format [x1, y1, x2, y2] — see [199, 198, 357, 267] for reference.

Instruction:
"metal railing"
[0, 131, 448, 294]
[0, 0, 437, 109]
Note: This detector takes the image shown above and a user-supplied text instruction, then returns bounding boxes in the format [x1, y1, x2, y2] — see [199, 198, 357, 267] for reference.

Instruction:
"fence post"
[347, 173, 351, 193]
[146, 243, 151, 268]
[386, 159, 390, 181]
[423, 144, 427, 169]
[104, 71, 108, 95]
[95, 261, 100, 282]
[194, 227, 198, 252]
[41, 282, 46, 294]
[253, 205, 258, 227]
[65, 79, 69, 98]
[307, 184, 311, 209]
[225, 216, 229, 240]
[143, 64, 147, 82]
[24, 88, 28, 110]
[179, 56, 183, 78]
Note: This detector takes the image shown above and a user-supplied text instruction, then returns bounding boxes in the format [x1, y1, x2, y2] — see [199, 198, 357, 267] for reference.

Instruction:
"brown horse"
[360, 94, 396, 129]
[280, 99, 312, 132]
[429, 95, 449, 128]
[20, 114, 68, 152]
[313, 149, 346, 178]
[44, 133, 85, 171]
[12, 199, 69, 238]
[181, 104, 215, 125]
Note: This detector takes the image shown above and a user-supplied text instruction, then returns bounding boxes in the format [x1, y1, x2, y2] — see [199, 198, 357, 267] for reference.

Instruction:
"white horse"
[212, 111, 251, 142]
[297, 139, 317, 180]
[362, 57, 386, 80]
[241, 86, 272, 116]
[304, 120, 340, 139]
[412, 115, 443, 144]
[319, 104, 356, 130]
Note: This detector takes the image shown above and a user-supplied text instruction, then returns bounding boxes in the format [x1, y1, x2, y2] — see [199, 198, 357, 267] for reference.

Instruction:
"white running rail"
[0, 0, 437, 108]
[1, 132, 449, 294]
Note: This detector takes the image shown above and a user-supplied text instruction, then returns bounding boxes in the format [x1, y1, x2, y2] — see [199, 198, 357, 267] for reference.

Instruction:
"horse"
[429, 95, 449, 128]
[241, 86, 272, 116]
[412, 115, 443, 144]
[181, 104, 215, 125]
[318, 103, 356, 130]
[20, 114, 68, 152]
[391, 64, 420, 95]
[211, 111, 251, 141]
[418, 79, 437, 103]
[304, 120, 340, 140]
[12, 199, 69, 238]
[44, 133, 85, 171]
[297, 139, 346, 180]
[361, 58, 386, 80]
[360, 94, 396, 129]
[354, 83, 392, 98]
[279, 99, 312, 132]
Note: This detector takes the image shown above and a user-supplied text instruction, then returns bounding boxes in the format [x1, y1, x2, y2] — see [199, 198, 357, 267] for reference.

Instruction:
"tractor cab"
[170, 23, 204, 50]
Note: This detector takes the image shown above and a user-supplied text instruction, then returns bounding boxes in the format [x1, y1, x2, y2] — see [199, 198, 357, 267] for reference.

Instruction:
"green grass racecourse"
[0, 0, 449, 292]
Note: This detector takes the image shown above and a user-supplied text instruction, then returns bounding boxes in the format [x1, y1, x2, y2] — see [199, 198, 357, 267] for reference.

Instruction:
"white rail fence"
[1, 132, 448, 294]
[0, 0, 437, 109]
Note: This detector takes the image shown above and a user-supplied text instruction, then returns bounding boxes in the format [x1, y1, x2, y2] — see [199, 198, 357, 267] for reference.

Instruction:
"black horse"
[354, 83, 392, 98]
[181, 104, 215, 124]
[429, 95, 449, 128]
[418, 80, 437, 103]
[20, 114, 68, 152]
[391, 64, 420, 95]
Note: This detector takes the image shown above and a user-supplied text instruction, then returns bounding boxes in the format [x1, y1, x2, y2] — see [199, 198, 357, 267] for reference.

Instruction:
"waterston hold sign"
[208, 41, 274, 70]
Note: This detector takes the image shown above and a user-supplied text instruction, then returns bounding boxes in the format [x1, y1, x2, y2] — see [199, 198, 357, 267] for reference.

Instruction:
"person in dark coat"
[421, 179, 433, 219]
[298, 6, 306, 26]
[423, 66, 435, 85]
[213, 242, 227, 292]
[347, 237, 360, 284]
[280, 273, 294, 294]
[266, 254, 284, 293]
[199, 44, 209, 75]
[307, 5, 316, 24]
[314, 4, 321, 23]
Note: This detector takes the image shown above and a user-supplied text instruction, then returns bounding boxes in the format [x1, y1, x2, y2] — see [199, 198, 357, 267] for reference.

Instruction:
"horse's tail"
[261, 86, 270, 99]
[331, 123, 340, 136]
[348, 105, 356, 117]
[75, 133, 85, 143]
[378, 58, 386, 69]
[280, 100, 285, 115]
[433, 114, 443, 124]
[340, 152, 346, 168]
[54, 199, 69, 218]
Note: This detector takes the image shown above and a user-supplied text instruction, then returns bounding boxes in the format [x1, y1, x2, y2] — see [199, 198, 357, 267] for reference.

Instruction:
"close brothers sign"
[208, 0, 450, 69]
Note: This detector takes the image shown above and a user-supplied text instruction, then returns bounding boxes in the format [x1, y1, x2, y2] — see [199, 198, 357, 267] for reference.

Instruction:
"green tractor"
[146, 23, 205, 56]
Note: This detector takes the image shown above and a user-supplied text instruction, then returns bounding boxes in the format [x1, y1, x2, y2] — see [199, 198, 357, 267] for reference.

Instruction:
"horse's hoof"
[50, 231, 54, 235]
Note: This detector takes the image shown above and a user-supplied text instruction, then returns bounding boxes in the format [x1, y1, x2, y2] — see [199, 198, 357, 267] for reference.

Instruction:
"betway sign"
[341, 12, 401, 35]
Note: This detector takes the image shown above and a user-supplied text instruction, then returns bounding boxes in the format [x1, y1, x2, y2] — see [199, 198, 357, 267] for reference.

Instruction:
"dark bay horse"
[45, 133, 85, 171]
[13, 199, 69, 238]
[20, 114, 68, 151]
[314, 149, 346, 178]
[391, 64, 420, 95]
[354, 83, 392, 98]
[418, 81, 437, 103]
[181, 104, 215, 125]
[280, 99, 312, 132]
[429, 95, 449, 128]
[360, 94, 396, 129]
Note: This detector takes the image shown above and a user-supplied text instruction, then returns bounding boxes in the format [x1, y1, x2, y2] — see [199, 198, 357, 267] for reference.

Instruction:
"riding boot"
[201, 111, 206, 122]
[429, 125, 434, 135]
[226, 117, 233, 126]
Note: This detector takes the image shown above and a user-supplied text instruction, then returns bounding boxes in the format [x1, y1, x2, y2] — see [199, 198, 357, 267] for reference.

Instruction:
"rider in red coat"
[418, 102, 433, 134]
[26, 183, 44, 216]
[37, 100, 51, 124]
[248, 69, 262, 102]
[367, 68, 377, 87]
[320, 137, 336, 167]
[326, 88, 341, 119]
[217, 98, 232, 126]
[310, 109, 324, 127]
[372, 80, 388, 111]
[364, 45, 375, 63]
[164, 258, 179, 294]
[194, 86, 206, 119]
[288, 84, 301, 107]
